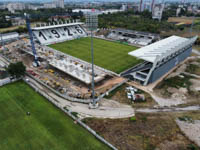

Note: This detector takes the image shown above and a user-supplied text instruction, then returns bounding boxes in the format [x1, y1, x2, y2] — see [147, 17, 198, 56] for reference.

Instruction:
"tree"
[140, 10, 152, 19]
[195, 37, 200, 45]
[7, 62, 26, 78]
[179, 8, 186, 17]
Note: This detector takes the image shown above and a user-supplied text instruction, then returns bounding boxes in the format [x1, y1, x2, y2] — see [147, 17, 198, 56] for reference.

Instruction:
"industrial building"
[121, 35, 198, 85]
[0, 32, 19, 45]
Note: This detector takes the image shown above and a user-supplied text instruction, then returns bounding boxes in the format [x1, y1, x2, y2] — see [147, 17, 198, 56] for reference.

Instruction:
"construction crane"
[24, 13, 40, 67]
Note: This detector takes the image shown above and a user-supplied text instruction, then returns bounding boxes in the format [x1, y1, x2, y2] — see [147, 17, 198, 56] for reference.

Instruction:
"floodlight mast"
[190, 16, 195, 36]
[0, 33, 3, 49]
[86, 11, 98, 108]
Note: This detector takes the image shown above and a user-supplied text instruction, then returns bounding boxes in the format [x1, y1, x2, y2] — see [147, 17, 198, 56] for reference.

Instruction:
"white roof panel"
[128, 35, 189, 63]
[32, 22, 84, 30]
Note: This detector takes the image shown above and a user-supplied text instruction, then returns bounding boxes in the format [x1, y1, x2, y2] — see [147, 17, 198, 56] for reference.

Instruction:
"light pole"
[0, 33, 4, 50]
[85, 11, 98, 108]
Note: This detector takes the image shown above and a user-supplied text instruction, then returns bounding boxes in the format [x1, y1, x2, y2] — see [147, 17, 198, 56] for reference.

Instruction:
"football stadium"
[0, 13, 198, 150]
[2, 20, 197, 95]
[49, 37, 141, 74]
[31, 20, 197, 86]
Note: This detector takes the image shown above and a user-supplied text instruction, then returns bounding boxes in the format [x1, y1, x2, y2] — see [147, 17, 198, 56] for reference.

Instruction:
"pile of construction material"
[126, 86, 145, 102]
[50, 57, 106, 85]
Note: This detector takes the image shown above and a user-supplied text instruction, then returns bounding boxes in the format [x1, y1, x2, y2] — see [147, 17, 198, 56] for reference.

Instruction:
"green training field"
[49, 37, 142, 74]
[0, 81, 110, 150]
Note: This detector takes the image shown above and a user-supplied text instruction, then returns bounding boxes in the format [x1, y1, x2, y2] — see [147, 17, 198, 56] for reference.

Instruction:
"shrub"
[187, 144, 198, 150]
[71, 112, 78, 118]
[141, 116, 147, 122]
[130, 116, 136, 122]
[178, 116, 193, 123]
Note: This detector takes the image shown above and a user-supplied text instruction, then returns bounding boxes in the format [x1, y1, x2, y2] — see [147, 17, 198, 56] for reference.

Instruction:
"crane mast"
[25, 13, 39, 67]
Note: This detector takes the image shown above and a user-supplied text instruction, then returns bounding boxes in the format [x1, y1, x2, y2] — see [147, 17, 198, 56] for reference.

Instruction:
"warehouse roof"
[1, 32, 19, 42]
[128, 35, 195, 63]
[2, 32, 18, 36]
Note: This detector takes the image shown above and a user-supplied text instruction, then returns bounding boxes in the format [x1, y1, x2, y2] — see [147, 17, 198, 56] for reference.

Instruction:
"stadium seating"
[107, 31, 153, 46]
[33, 25, 87, 45]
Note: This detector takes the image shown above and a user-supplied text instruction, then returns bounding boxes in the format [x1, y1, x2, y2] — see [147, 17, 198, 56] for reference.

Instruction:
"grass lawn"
[0, 81, 110, 150]
[49, 37, 141, 74]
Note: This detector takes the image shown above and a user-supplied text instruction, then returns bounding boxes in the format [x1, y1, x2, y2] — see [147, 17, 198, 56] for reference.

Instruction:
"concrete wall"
[148, 47, 192, 84]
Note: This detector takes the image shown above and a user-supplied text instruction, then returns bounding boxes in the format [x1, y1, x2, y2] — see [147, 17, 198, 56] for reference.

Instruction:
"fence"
[99, 79, 128, 99]
[24, 79, 118, 150]
[0, 77, 20, 87]
[28, 72, 128, 104]
[27, 73, 92, 104]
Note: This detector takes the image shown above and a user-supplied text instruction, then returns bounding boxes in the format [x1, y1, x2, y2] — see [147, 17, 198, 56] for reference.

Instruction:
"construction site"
[0, 9, 200, 149]
[1, 38, 125, 101]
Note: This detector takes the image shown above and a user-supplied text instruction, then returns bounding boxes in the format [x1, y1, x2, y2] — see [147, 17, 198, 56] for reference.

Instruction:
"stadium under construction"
[0, 20, 198, 90]
[121, 35, 198, 85]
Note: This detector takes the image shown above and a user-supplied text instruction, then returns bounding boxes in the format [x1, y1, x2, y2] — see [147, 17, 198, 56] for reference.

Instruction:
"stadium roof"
[128, 35, 192, 63]
[32, 22, 84, 30]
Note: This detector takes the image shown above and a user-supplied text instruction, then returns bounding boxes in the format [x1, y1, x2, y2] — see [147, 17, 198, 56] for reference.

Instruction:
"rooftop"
[1, 32, 19, 37]
[128, 35, 194, 63]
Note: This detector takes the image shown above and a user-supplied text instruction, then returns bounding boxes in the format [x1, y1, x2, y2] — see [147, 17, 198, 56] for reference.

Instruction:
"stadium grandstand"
[107, 28, 159, 46]
[121, 35, 198, 85]
[32, 21, 87, 45]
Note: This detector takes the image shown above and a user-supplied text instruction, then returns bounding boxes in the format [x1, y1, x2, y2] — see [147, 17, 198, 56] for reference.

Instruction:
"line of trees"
[98, 11, 176, 34]
[0, 9, 12, 28]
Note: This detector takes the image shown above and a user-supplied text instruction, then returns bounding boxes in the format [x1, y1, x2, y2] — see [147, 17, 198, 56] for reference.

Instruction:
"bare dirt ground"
[105, 83, 157, 108]
[84, 112, 199, 150]
[190, 79, 200, 92]
[167, 17, 199, 25]
[160, 27, 200, 38]
[95, 77, 125, 94]
[26, 76, 135, 119]
[153, 56, 200, 107]
[104, 56, 200, 108]
[125, 56, 200, 107]
[176, 119, 200, 147]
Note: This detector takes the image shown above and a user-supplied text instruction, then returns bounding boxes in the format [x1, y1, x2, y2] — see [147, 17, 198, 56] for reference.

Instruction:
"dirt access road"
[26, 76, 135, 119]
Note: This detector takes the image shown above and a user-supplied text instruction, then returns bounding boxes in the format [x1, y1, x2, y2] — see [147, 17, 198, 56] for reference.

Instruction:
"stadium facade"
[32, 22, 87, 45]
[121, 35, 198, 85]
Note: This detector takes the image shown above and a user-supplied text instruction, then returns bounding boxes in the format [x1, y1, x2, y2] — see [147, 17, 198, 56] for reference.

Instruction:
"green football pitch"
[49, 37, 142, 74]
[0, 81, 110, 150]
